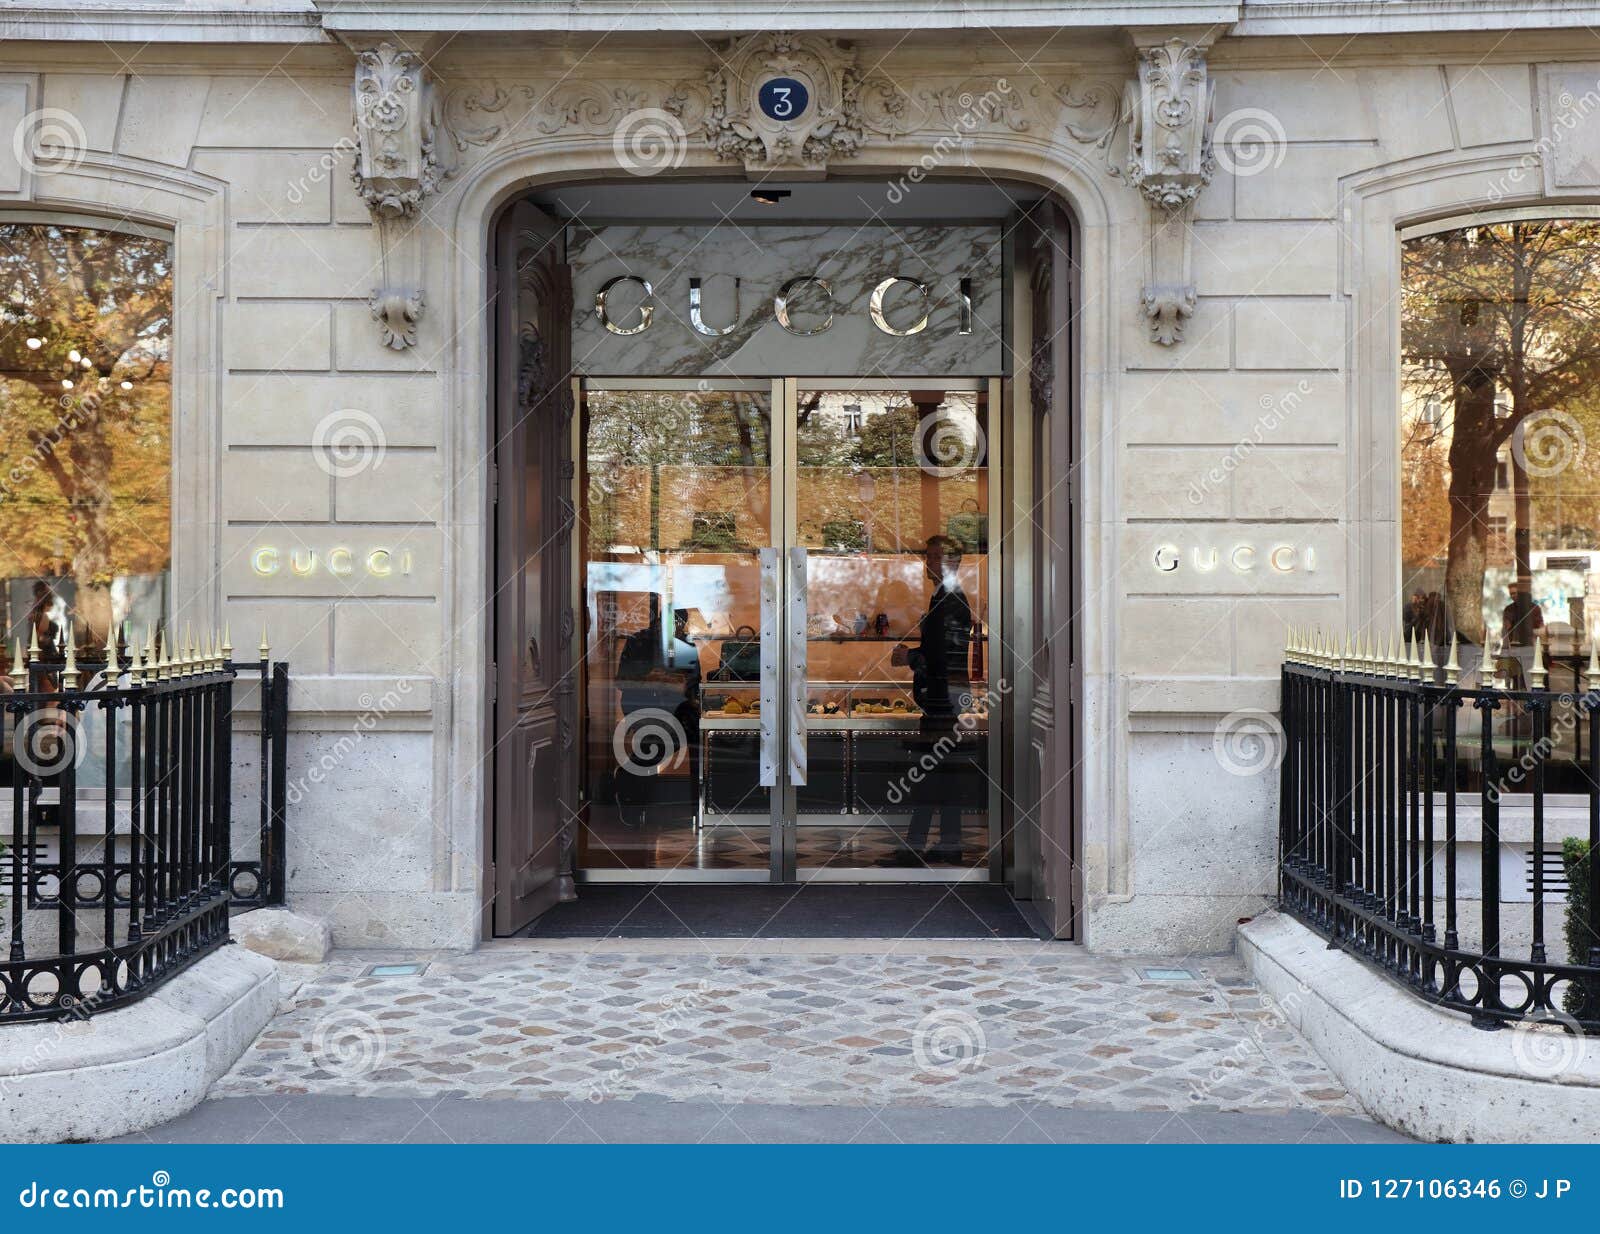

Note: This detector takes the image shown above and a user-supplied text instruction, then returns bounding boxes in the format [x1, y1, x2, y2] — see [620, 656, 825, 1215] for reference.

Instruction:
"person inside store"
[614, 600, 701, 830]
[885, 535, 972, 866]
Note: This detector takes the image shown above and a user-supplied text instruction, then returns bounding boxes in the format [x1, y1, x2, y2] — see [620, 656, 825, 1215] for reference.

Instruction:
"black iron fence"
[1, 632, 289, 1023]
[1280, 630, 1600, 1033]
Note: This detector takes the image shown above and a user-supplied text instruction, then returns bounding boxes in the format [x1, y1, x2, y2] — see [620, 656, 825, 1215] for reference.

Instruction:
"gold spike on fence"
[62, 626, 79, 690]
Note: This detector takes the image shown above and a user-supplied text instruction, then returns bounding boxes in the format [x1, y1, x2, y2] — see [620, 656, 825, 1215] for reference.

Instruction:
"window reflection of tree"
[0, 223, 172, 653]
[1401, 220, 1600, 652]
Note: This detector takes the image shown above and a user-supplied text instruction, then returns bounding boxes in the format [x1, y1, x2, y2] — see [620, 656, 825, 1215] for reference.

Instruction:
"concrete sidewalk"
[117, 1093, 1405, 1143]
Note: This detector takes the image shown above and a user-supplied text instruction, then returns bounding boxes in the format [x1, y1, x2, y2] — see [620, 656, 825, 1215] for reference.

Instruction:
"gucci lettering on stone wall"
[1152, 543, 1317, 574]
[251, 546, 415, 579]
[597, 273, 977, 338]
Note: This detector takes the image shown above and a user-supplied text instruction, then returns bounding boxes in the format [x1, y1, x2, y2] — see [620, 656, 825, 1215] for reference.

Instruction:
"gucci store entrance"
[489, 180, 1079, 933]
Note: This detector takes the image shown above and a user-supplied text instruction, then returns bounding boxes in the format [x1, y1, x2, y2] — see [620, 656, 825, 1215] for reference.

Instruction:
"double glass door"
[577, 378, 997, 882]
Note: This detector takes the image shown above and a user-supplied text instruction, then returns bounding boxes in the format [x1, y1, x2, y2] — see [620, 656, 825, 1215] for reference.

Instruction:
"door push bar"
[757, 546, 810, 788]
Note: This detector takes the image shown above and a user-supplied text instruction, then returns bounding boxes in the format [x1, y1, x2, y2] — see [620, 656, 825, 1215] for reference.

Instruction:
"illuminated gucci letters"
[251, 546, 415, 580]
[1152, 543, 1317, 575]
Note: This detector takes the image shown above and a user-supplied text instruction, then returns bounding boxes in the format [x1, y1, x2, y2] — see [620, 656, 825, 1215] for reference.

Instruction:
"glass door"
[782, 380, 997, 881]
[574, 377, 998, 884]
[577, 379, 783, 880]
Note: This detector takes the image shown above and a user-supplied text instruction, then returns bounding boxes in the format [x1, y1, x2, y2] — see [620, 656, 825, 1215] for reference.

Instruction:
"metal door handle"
[788, 546, 808, 787]
[758, 547, 779, 787]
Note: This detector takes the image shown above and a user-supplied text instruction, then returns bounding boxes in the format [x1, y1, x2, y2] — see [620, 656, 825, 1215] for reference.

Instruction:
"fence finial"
[1531, 632, 1547, 690]
[1340, 631, 1351, 672]
[1446, 631, 1460, 685]
[260, 622, 270, 663]
[1484, 630, 1499, 688]
[27, 624, 38, 662]
[1589, 633, 1600, 685]
[128, 628, 143, 686]
[222, 624, 233, 665]
[62, 624, 78, 690]
[158, 632, 171, 682]
[1422, 631, 1434, 684]
[105, 626, 119, 678]
[1403, 631, 1415, 680]
[9, 639, 23, 689]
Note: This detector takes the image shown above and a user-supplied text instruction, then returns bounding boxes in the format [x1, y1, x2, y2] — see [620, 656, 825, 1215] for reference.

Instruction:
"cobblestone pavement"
[216, 941, 1358, 1123]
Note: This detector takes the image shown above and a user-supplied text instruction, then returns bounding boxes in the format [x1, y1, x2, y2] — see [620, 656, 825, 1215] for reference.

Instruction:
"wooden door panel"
[492, 201, 575, 935]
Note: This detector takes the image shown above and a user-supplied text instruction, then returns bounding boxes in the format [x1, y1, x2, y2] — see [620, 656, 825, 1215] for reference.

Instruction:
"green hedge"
[1563, 838, 1597, 1018]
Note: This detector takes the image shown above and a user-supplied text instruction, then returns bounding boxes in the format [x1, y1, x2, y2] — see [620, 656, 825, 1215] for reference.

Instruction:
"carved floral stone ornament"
[351, 43, 444, 351]
[1122, 36, 1217, 348]
[1124, 38, 1215, 210]
[352, 43, 445, 218]
[704, 32, 873, 174]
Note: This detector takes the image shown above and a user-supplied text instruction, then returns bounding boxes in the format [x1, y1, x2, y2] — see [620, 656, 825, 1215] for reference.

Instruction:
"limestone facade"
[4, 5, 1597, 951]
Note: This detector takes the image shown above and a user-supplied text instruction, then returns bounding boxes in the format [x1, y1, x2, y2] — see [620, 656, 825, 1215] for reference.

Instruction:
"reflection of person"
[1502, 586, 1545, 648]
[614, 604, 700, 829]
[28, 582, 60, 660]
[885, 536, 972, 866]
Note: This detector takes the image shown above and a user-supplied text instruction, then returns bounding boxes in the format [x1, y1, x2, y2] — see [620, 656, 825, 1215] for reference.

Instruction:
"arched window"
[0, 220, 172, 660]
[1400, 216, 1600, 686]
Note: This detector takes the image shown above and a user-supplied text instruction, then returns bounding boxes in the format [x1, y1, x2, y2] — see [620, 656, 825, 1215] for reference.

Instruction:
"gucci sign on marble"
[570, 224, 1003, 377]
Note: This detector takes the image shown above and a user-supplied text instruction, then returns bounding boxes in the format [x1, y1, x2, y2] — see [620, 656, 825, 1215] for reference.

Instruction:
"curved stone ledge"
[0, 946, 279, 1144]
[1238, 912, 1600, 1143]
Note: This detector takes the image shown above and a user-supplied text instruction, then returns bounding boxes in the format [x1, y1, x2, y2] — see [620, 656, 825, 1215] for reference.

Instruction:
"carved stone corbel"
[352, 42, 443, 218]
[370, 287, 424, 350]
[1124, 36, 1215, 346]
[351, 42, 445, 351]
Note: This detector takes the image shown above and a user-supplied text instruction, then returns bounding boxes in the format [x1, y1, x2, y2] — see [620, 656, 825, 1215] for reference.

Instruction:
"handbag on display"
[712, 624, 762, 681]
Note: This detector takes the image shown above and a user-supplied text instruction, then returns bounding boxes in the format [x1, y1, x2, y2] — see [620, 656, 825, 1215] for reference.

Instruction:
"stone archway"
[401, 32, 1180, 939]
